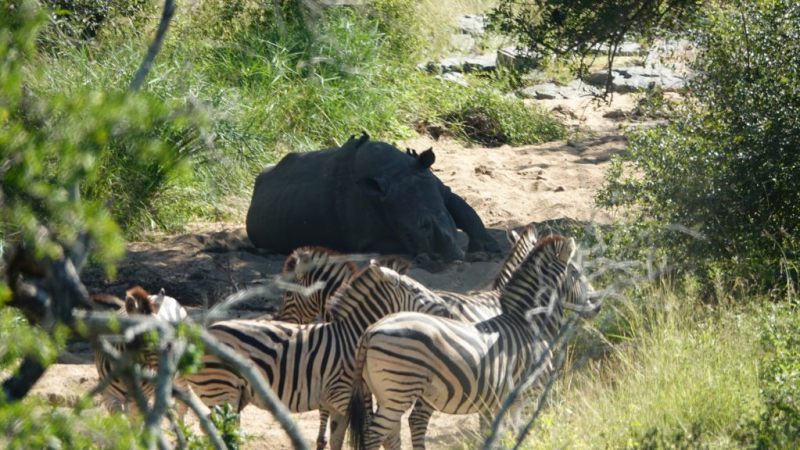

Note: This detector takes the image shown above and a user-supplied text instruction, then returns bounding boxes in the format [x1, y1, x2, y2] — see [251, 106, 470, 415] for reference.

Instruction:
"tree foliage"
[598, 0, 800, 293]
[489, 0, 700, 78]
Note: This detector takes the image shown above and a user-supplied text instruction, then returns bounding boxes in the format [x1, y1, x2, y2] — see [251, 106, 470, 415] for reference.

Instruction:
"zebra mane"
[283, 246, 358, 278]
[493, 223, 538, 290]
[498, 235, 572, 316]
[325, 262, 447, 322]
[325, 264, 387, 322]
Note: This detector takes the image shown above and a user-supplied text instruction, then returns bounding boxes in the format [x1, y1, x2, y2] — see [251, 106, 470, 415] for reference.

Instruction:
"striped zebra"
[348, 235, 602, 450]
[275, 248, 409, 449]
[278, 225, 538, 326]
[273, 227, 537, 448]
[92, 286, 188, 414]
[184, 260, 453, 450]
[276, 247, 358, 324]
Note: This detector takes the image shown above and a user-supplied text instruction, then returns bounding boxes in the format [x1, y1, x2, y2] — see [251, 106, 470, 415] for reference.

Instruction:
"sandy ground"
[29, 94, 643, 450]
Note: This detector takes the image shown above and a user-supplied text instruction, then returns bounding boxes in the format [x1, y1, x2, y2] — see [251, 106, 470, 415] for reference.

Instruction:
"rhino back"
[246, 148, 346, 253]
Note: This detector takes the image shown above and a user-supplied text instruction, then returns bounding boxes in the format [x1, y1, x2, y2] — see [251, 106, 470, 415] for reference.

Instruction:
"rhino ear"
[417, 148, 435, 169]
[359, 176, 390, 197]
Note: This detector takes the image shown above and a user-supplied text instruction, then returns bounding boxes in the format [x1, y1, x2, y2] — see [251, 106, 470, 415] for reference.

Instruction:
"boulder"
[496, 47, 541, 71]
[456, 14, 487, 36]
[585, 66, 688, 92]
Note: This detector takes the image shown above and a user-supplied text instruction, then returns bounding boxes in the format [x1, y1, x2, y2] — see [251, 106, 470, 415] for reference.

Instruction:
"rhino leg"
[445, 193, 500, 253]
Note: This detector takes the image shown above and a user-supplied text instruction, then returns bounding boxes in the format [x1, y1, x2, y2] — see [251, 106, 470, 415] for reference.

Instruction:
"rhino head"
[355, 144, 464, 261]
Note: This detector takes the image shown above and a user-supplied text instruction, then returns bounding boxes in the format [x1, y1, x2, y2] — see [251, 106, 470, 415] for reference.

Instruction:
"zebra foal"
[348, 235, 602, 450]
[91, 286, 188, 414]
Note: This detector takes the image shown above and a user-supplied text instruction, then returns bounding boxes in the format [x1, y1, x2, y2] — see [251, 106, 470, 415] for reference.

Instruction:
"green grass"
[514, 286, 767, 449]
[24, 1, 562, 237]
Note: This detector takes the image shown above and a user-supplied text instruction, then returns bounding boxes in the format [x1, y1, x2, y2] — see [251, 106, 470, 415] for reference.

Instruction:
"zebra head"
[563, 246, 601, 319]
[276, 247, 358, 324]
[500, 235, 599, 320]
[124, 286, 157, 316]
[325, 260, 455, 325]
[493, 224, 539, 290]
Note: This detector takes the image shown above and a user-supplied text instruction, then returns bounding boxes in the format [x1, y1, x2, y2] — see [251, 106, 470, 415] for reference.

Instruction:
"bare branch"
[173, 388, 226, 450]
[129, 0, 176, 92]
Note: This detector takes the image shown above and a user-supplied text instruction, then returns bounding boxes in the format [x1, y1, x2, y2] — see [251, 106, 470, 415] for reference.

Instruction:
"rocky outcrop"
[518, 80, 599, 100]
[585, 66, 689, 93]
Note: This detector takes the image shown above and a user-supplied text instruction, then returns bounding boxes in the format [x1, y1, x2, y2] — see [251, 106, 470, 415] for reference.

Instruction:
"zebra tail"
[348, 337, 370, 450]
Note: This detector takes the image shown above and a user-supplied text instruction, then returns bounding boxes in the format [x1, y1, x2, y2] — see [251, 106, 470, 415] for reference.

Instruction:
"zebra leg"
[383, 430, 402, 450]
[364, 405, 405, 450]
[327, 410, 348, 450]
[408, 401, 434, 450]
[316, 408, 330, 450]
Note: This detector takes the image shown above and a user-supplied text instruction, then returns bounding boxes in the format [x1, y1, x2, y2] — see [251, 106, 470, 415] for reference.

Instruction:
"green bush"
[598, 0, 800, 295]
[443, 84, 565, 146]
[736, 301, 800, 449]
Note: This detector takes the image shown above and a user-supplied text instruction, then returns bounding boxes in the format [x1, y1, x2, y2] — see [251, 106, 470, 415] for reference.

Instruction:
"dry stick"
[172, 388, 227, 450]
[129, 0, 176, 92]
[144, 338, 182, 450]
[166, 409, 187, 450]
[197, 329, 310, 450]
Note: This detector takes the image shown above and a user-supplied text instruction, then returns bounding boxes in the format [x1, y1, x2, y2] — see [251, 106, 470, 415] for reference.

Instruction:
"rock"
[585, 66, 689, 92]
[456, 14, 487, 36]
[450, 34, 475, 53]
[566, 79, 600, 97]
[554, 186, 565, 192]
[596, 41, 644, 56]
[518, 80, 598, 100]
[644, 38, 695, 67]
[463, 53, 497, 72]
[519, 83, 560, 100]
[496, 47, 540, 72]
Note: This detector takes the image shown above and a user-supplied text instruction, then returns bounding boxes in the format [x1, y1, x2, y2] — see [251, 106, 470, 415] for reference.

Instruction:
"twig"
[173, 388, 226, 450]
[129, 0, 176, 92]
[198, 329, 309, 450]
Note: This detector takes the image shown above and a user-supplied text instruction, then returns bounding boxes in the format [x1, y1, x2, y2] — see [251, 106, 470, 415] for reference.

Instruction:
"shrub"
[597, 0, 800, 295]
[736, 301, 800, 449]
[443, 85, 566, 146]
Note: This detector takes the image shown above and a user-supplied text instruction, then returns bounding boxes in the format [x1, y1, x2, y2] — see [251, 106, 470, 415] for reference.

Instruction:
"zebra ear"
[283, 254, 298, 274]
[153, 288, 166, 310]
[506, 228, 520, 245]
[369, 261, 401, 286]
[295, 251, 314, 277]
[559, 238, 576, 264]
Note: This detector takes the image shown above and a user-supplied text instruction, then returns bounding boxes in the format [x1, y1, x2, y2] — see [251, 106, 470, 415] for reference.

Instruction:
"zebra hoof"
[316, 440, 327, 450]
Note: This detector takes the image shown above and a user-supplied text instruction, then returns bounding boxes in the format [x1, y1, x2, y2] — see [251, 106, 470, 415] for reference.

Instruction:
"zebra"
[275, 247, 358, 324]
[273, 226, 538, 448]
[92, 286, 188, 414]
[274, 248, 410, 449]
[278, 225, 539, 326]
[348, 235, 602, 450]
[183, 260, 454, 450]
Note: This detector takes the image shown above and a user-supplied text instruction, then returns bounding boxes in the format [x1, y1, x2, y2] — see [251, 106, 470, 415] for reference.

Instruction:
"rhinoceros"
[245, 133, 499, 261]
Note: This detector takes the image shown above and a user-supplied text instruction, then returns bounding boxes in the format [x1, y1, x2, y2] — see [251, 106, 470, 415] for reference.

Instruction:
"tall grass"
[26, 1, 562, 236]
[518, 285, 765, 449]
